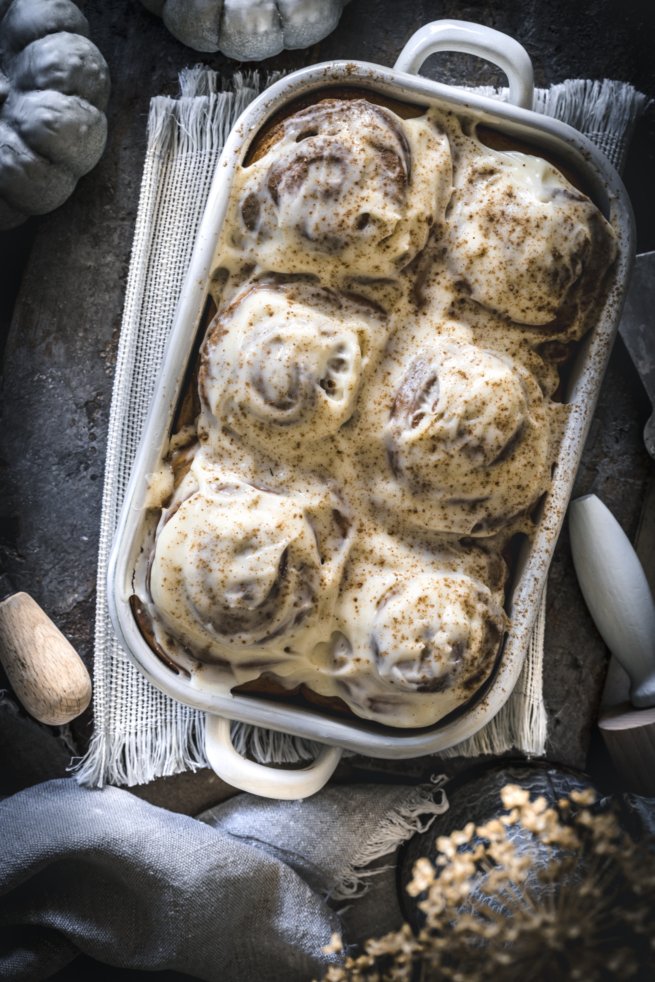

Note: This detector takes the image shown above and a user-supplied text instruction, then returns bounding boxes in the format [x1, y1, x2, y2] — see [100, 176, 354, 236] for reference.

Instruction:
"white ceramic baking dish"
[107, 20, 635, 798]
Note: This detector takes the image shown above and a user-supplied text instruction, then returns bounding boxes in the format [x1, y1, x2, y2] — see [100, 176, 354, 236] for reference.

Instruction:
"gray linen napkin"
[0, 776, 446, 981]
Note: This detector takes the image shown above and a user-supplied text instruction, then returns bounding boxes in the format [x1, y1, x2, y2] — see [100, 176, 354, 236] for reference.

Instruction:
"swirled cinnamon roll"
[149, 480, 352, 664]
[446, 148, 617, 335]
[199, 281, 383, 454]
[384, 340, 552, 535]
[372, 572, 505, 691]
[229, 98, 452, 280]
[318, 536, 508, 726]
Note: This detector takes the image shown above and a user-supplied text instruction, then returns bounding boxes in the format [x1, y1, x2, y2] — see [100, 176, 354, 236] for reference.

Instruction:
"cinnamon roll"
[149, 480, 352, 664]
[228, 98, 452, 280]
[371, 572, 505, 691]
[446, 147, 617, 335]
[384, 340, 552, 535]
[319, 536, 508, 726]
[199, 281, 383, 454]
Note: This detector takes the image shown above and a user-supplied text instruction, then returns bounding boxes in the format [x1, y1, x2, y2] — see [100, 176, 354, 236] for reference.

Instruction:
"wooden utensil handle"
[0, 592, 92, 725]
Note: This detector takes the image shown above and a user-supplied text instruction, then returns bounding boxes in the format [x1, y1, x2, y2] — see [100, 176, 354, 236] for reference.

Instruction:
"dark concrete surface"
[1, 0, 654, 814]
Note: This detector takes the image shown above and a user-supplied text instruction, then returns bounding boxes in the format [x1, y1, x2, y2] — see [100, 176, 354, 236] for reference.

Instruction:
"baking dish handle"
[394, 19, 534, 110]
[204, 715, 343, 799]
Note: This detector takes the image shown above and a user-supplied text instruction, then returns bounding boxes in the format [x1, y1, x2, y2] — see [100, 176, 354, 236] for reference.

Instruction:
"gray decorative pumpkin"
[0, 0, 110, 229]
[141, 0, 350, 61]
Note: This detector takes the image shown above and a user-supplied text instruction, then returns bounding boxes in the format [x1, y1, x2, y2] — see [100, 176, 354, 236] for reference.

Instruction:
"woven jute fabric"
[76, 70, 647, 787]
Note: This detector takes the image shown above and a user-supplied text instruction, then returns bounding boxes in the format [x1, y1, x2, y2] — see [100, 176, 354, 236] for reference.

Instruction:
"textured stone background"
[0, 0, 654, 806]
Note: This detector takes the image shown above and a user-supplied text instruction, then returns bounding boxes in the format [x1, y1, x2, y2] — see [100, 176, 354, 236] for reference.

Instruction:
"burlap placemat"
[76, 69, 646, 786]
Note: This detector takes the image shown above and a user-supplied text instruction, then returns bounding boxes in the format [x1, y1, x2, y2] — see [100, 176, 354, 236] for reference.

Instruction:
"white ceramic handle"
[204, 715, 342, 799]
[569, 494, 655, 709]
[394, 19, 534, 110]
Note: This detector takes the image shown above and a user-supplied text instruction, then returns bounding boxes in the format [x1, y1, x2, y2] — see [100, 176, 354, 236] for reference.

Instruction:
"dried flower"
[324, 933, 344, 956]
[319, 784, 655, 981]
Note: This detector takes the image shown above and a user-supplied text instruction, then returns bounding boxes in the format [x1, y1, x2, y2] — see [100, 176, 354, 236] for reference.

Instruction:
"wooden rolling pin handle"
[0, 592, 92, 726]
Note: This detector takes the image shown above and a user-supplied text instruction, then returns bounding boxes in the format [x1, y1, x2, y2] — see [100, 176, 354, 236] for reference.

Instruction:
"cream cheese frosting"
[220, 98, 453, 284]
[381, 339, 553, 535]
[150, 479, 352, 664]
[446, 153, 589, 324]
[199, 280, 387, 455]
[140, 96, 617, 728]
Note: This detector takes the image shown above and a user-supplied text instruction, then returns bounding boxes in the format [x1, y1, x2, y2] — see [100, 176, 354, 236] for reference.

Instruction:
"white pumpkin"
[141, 0, 349, 60]
[0, 0, 110, 229]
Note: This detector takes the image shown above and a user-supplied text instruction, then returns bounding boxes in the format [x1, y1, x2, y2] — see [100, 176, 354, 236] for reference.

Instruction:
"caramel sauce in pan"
[170, 295, 216, 435]
[130, 594, 189, 678]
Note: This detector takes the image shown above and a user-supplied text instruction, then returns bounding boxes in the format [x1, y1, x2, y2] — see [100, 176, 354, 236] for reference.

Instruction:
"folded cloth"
[77, 70, 647, 788]
[0, 777, 446, 981]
